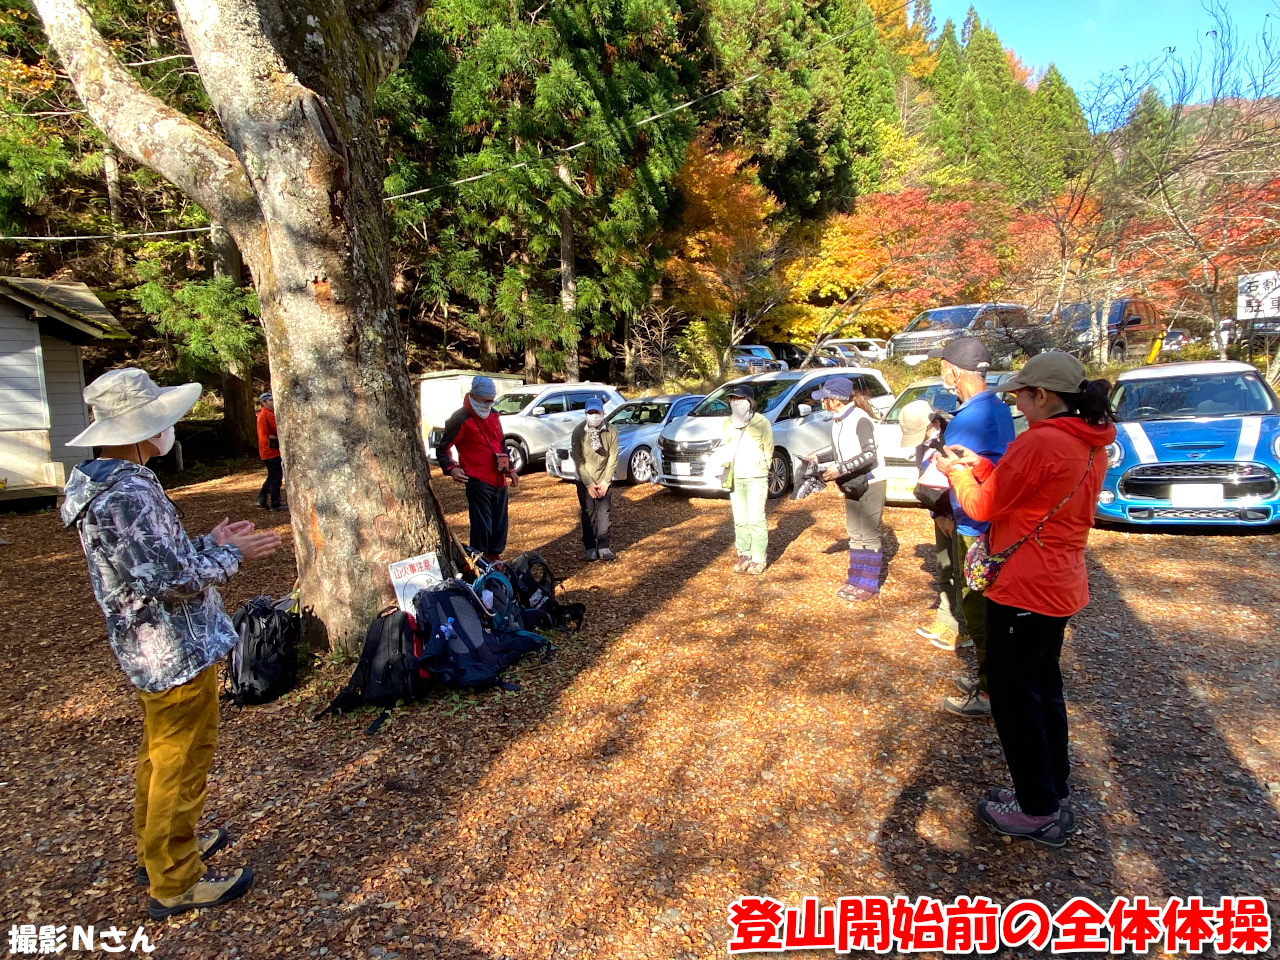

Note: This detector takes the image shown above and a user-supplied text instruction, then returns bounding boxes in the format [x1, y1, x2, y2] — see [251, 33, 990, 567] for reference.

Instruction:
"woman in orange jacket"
[936, 352, 1116, 849]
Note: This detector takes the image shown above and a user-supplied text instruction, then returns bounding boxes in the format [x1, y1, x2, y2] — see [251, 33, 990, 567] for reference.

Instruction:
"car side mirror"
[798, 403, 813, 417]
[531, 406, 547, 417]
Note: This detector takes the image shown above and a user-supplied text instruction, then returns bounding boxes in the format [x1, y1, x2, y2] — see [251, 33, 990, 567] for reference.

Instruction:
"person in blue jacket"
[925, 338, 1015, 718]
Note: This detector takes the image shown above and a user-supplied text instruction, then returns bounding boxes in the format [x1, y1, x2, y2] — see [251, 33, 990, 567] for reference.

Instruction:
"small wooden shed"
[0, 277, 129, 497]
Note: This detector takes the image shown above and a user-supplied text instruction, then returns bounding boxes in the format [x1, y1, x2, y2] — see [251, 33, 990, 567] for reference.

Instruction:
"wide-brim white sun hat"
[68, 367, 202, 448]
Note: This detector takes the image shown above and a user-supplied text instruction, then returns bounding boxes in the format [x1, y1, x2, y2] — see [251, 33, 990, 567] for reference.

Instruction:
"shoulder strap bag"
[963, 448, 1096, 592]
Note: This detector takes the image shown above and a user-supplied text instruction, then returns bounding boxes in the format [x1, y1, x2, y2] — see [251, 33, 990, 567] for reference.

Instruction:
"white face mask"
[729, 399, 751, 417]
[586, 413, 604, 427]
[471, 397, 494, 418]
[150, 426, 176, 456]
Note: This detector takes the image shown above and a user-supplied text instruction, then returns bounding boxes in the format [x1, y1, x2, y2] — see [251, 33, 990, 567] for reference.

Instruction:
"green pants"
[950, 531, 988, 693]
[134, 664, 220, 898]
[934, 521, 966, 634]
[730, 476, 769, 563]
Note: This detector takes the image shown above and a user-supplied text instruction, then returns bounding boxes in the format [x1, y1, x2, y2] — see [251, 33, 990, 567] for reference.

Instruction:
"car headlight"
[1273, 433, 1280, 459]
[1097, 490, 1116, 505]
[1105, 442, 1124, 468]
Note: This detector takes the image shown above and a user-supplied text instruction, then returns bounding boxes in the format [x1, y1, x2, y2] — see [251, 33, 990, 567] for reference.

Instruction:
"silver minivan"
[655, 369, 894, 499]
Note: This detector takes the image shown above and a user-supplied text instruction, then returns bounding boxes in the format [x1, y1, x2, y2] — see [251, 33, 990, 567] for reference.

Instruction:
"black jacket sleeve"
[436, 407, 470, 473]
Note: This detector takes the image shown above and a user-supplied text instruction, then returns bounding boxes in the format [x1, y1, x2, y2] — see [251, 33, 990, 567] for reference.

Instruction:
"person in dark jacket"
[62, 368, 281, 919]
[437, 375, 520, 562]
[255, 391, 284, 511]
[570, 396, 620, 561]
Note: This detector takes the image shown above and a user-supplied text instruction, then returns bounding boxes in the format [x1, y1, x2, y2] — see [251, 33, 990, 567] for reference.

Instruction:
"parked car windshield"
[607, 400, 670, 426]
[1113, 372, 1278, 420]
[884, 374, 1016, 423]
[491, 391, 536, 415]
[691, 378, 800, 417]
[901, 305, 983, 333]
[885, 383, 959, 423]
[735, 346, 775, 358]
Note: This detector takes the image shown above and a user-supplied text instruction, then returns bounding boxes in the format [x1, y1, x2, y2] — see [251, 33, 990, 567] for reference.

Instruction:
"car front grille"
[1119, 462, 1278, 501]
[556, 449, 570, 460]
[1127, 506, 1273, 522]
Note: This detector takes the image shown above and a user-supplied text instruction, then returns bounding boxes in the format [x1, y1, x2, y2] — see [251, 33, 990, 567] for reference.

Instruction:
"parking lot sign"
[1237, 270, 1280, 320]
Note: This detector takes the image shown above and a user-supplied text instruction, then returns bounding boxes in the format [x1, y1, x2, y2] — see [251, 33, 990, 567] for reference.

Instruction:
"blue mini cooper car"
[1098, 361, 1280, 526]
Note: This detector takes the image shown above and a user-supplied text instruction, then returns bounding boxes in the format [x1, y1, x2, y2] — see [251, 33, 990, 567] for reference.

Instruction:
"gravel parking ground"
[1, 468, 1278, 958]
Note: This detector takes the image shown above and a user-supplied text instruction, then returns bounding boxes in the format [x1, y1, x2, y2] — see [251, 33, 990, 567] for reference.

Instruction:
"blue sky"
[929, 0, 1277, 93]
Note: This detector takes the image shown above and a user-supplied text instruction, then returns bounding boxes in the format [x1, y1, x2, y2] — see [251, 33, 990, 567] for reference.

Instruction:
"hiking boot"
[746, 561, 767, 575]
[837, 585, 877, 602]
[977, 797, 1068, 848]
[148, 865, 254, 920]
[929, 626, 973, 651]
[733, 554, 751, 574]
[254, 497, 269, 509]
[584, 548, 599, 562]
[270, 503, 287, 512]
[136, 827, 230, 886]
[941, 689, 992, 718]
[985, 788, 1075, 834]
[597, 547, 617, 562]
[954, 674, 978, 696]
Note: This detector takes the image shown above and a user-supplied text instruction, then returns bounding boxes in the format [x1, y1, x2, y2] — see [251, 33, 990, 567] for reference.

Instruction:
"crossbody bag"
[963, 448, 1096, 592]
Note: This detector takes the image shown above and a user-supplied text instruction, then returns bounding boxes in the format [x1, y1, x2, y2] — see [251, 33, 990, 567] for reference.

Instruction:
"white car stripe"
[1235, 416, 1262, 461]
[1121, 422, 1158, 464]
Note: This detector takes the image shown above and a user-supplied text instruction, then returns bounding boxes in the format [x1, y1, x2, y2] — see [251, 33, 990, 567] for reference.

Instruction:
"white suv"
[655, 369, 894, 498]
[490, 382, 625, 473]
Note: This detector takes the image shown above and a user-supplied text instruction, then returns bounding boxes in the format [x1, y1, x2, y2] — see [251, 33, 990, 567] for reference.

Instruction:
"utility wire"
[3, 0, 912, 241]
[384, 0, 912, 202]
[0, 226, 211, 242]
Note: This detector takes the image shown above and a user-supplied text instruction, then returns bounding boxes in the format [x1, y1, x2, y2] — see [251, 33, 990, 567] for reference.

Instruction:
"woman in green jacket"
[570, 396, 620, 561]
[721, 383, 774, 574]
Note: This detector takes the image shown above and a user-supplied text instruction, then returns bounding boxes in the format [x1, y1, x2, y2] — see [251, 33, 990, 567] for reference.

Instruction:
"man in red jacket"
[255, 391, 284, 511]
[437, 376, 519, 562]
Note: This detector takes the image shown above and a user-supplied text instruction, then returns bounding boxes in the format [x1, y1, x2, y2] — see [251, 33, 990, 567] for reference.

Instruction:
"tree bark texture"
[34, 0, 449, 654]
[558, 164, 579, 383]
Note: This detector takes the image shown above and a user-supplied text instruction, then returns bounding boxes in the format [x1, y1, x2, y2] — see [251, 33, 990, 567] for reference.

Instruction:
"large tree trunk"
[210, 223, 257, 456]
[241, 110, 453, 653]
[33, 0, 453, 655]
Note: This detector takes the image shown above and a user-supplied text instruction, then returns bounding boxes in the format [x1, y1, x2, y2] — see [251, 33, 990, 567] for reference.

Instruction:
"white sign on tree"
[1237, 271, 1280, 320]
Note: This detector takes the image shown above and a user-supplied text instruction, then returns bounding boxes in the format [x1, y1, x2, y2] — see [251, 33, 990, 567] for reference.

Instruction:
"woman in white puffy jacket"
[813, 376, 886, 601]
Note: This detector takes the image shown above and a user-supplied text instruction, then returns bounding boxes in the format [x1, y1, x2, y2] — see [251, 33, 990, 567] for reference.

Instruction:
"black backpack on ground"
[501, 551, 586, 634]
[228, 595, 300, 705]
[414, 578, 550, 691]
[316, 606, 427, 729]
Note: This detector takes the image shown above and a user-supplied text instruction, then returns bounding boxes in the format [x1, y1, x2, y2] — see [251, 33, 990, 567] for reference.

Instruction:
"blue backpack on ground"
[413, 578, 550, 691]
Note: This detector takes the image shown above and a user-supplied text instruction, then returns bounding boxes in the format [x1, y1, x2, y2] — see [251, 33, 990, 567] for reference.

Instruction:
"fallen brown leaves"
[1, 469, 1278, 958]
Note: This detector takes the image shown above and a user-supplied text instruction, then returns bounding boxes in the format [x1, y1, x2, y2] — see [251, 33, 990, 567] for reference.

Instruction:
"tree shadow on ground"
[875, 556, 1280, 915]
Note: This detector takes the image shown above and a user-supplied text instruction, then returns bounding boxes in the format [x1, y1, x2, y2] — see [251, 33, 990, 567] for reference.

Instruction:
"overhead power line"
[384, 0, 913, 202]
[0, 226, 211, 242]
[3, 0, 912, 242]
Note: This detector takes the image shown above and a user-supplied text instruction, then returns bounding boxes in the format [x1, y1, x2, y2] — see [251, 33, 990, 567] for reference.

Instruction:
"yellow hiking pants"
[133, 664, 220, 899]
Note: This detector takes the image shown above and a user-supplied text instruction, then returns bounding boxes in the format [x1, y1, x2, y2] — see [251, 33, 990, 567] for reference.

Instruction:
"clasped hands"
[211, 518, 282, 561]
